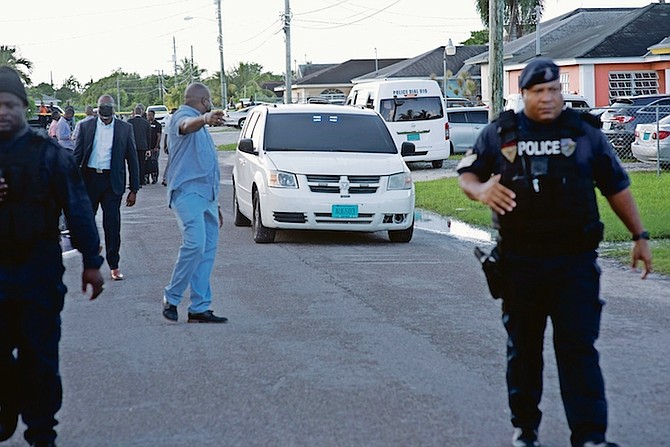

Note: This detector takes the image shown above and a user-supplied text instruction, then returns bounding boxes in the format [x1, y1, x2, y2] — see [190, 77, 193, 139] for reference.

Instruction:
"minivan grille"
[306, 175, 381, 194]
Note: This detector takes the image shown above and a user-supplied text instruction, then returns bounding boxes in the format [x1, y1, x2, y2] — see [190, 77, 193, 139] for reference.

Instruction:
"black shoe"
[162, 297, 178, 322]
[187, 310, 228, 323]
[31, 441, 56, 447]
[0, 408, 18, 442]
[512, 428, 540, 447]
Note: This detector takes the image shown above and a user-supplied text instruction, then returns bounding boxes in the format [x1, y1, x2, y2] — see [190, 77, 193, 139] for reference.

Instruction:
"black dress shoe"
[0, 407, 18, 442]
[162, 298, 178, 322]
[187, 310, 227, 323]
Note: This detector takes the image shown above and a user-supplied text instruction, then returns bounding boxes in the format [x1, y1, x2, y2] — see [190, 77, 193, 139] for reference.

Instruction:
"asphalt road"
[5, 128, 669, 447]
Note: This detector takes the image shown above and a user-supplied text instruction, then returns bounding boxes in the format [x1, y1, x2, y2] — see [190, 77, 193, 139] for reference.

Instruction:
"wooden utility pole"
[284, 0, 292, 104]
[489, 0, 504, 119]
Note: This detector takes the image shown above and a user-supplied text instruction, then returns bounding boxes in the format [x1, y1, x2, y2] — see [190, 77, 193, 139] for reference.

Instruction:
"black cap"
[519, 57, 559, 90]
[0, 65, 29, 106]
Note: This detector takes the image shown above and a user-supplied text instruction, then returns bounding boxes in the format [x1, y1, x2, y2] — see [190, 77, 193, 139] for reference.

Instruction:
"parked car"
[27, 104, 64, 128]
[444, 97, 474, 108]
[232, 104, 416, 243]
[223, 105, 256, 129]
[146, 105, 169, 122]
[631, 114, 670, 165]
[445, 106, 489, 154]
[504, 93, 591, 113]
[600, 94, 670, 156]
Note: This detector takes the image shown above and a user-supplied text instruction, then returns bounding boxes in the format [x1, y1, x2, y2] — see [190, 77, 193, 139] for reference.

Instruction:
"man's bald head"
[184, 83, 213, 113]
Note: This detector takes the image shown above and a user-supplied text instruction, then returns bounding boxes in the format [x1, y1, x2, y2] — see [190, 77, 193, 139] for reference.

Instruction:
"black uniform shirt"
[458, 110, 630, 198]
[0, 125, 104, 270]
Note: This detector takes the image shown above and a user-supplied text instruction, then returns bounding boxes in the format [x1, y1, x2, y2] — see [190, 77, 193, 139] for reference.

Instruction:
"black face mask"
[99, 105, 114, 117]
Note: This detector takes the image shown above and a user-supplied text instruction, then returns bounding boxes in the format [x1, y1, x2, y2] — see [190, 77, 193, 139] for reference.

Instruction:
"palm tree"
[0, 45, 33, 85]
[475, 0, 544, 41]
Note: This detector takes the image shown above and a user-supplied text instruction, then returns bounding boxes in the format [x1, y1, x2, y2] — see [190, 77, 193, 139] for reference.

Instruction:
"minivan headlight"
[387, 171, 412, 190]
[268, 171, 298, 188]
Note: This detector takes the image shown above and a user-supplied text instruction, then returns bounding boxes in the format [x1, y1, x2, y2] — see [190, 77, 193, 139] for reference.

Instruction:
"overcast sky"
[0, 0, 656, 86]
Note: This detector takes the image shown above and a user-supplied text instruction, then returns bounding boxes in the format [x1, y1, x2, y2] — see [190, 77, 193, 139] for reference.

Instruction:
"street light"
[443, 38, 456, 98]
[184, 1, 227, 108]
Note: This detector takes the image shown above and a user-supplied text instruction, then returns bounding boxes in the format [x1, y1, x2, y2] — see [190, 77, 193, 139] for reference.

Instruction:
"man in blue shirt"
[162, 83, 227, 323]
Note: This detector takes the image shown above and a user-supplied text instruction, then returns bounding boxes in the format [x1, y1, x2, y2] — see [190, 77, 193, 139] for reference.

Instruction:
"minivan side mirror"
[238, 138, 255, 154]
[400, 142, 415, 157]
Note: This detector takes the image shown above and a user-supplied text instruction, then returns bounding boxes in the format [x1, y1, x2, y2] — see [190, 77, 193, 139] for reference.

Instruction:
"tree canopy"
[475, 0, 544, 41]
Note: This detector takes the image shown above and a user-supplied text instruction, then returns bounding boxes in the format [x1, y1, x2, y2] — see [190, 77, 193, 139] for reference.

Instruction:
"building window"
[608, 71, 659, 98]
[560, 73, 570, 93]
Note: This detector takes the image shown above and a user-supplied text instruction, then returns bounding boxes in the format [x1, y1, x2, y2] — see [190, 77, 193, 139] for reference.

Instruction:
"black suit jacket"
[128, 115, 151, 151]
[74, 117, 140, 195]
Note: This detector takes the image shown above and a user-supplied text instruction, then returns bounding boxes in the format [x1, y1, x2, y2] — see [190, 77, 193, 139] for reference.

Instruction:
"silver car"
[223, 105, 256, 129]
[445, 107, 489, 154]
[631, 114, 670, 164]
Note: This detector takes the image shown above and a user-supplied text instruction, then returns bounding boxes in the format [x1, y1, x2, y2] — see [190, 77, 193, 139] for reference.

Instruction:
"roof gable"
[466, 3, 670, 65]
[353, 45, 488, 82]
[294, 59, 405, 86]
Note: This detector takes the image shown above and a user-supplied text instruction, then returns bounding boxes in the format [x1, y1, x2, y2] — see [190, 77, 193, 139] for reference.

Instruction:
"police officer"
[458, 58, 652, 447]
[0, 66, 104, 447]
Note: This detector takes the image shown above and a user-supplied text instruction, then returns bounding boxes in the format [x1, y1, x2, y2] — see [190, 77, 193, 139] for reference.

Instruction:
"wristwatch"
[632, 231, 650, 241]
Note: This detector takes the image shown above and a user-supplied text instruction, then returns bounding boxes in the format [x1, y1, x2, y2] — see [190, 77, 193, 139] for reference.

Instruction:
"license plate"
[407, 133, 420, 141]
[332, 204, 358, 218]
[643, 132, 651, 141]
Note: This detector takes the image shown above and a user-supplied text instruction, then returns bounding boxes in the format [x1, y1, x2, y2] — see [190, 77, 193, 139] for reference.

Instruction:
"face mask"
[99, 105, 114, 117]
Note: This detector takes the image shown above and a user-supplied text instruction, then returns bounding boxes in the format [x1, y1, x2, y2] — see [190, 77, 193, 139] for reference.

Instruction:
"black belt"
[86, 167, 110, 174]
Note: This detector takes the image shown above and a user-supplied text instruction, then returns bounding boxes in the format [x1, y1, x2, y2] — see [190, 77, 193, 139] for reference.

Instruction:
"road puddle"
[414, 209, 493, 242]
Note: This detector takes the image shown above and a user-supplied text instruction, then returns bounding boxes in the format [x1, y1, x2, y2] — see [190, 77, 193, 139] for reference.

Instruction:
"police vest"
[0, 131, 59, 260]
[495, 109, 602, 252]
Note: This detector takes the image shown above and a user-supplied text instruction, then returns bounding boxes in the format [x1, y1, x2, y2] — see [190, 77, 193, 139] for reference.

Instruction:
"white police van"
[346, 80, 450, 168]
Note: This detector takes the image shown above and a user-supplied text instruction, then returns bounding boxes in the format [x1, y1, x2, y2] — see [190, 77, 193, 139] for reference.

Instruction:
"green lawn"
[415, 171, 670, 275]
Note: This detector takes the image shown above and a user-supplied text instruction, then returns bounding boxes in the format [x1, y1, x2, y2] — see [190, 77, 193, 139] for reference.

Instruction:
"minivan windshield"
[264, 113, 397, 154]
[379, 97, 444, 122]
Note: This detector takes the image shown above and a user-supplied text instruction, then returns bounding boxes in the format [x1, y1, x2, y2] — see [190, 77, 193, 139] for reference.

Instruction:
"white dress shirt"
[87, 117, 114, 170]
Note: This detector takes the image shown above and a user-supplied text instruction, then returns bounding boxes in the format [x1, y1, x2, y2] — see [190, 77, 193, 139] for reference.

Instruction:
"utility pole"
[489, 0, 504, 119]
[190, 45, 194, 84]
[173, 36, 178, 88]
[215, 0, 227, 108]
[535, 6, 542, 56]
[284, 0, 292, 104]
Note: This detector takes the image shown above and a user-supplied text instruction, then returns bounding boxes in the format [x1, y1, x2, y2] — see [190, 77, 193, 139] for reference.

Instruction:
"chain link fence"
[590, 103, 670, 173]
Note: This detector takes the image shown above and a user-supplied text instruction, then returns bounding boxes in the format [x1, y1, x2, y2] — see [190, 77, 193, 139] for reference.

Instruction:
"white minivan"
[232, 104, 416, 243]
[345, 80, 450, 168]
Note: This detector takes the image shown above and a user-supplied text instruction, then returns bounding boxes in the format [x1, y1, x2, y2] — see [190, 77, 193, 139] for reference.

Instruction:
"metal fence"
[585, 104, 670, 174]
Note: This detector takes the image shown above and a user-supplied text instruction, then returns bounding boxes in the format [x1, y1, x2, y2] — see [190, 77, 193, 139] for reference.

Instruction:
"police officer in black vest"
[0, 66, 104, 447]
[458, 58, 652, 447]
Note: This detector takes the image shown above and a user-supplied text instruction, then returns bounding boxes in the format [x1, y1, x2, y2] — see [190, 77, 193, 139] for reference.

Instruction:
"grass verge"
[415, 171, 670, 275]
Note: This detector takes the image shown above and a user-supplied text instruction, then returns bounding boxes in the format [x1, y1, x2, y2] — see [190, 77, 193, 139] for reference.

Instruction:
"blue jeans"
[164, 191, 219, 314]
[501, 250, 607, 447]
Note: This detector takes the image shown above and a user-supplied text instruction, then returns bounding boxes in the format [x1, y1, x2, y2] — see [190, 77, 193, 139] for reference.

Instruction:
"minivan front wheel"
[388, 217, 414, 243]
[252, 190, 276, 243]
[431, 160, 444, 169]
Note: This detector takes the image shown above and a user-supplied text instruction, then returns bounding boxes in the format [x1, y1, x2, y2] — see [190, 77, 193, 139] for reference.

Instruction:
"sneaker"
[162, 297, 178, 322]
[583, 442, 619, 447]
[512, 428, 541, 447]
[187, 310, 228, 323]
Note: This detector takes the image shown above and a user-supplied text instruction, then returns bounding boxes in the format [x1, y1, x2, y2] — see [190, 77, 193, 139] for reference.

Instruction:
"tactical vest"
[495, 109, 602, 254]
[0, 131, 59, 261]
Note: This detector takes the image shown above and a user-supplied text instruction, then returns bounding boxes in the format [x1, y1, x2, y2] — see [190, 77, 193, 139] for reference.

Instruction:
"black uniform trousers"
[82, 168, 123, 270]
[0, 243, 66, 445]
[501, 249, 607, 447]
